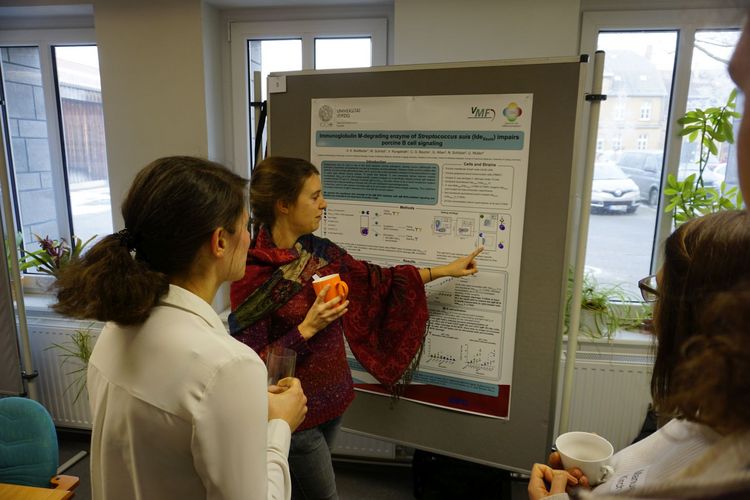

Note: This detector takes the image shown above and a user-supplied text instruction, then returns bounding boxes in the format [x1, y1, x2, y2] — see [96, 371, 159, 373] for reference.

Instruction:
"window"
[53, 46, 111, 241]
[315, 37, 372, 70]
[581, 10, 743, 298]
[230, 19, 387, 175]
[247, 39, 303, 157]
[249, 39, 302, 104]
[678, 29, 741, 187]
[639, 101, 651, 120]
[0, 30, 111, 279]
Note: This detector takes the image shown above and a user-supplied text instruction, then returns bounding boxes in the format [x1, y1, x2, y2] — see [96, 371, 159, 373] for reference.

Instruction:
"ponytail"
[53, 233, 169, 325]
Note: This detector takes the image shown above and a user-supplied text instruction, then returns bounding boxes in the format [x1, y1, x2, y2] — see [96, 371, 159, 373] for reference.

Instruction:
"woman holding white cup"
[229, 157, 482, 500]
[529, 210, 750, 499]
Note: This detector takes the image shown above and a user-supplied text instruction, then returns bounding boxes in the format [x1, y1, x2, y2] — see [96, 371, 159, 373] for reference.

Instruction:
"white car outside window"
[590, 163, 641, 214]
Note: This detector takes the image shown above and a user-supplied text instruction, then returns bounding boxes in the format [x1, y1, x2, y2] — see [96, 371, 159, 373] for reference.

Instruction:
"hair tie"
[114, 228, 136, 251]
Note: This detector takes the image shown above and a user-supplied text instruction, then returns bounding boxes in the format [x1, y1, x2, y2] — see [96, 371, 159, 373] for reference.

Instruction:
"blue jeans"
[289, 417, 342, 500]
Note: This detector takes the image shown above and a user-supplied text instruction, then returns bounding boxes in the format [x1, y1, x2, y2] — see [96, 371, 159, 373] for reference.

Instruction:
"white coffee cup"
[555, 431, 614, 485]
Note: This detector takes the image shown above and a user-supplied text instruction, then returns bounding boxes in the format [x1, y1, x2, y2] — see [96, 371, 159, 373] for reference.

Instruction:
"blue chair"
[0, 397, 79, 493]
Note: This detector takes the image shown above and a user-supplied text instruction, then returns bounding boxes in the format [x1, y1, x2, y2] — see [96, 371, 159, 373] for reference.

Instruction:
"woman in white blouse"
[54, 156, 307, 500]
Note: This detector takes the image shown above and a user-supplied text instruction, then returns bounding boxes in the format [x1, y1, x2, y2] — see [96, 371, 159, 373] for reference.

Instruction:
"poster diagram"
[311, 94, 532, 418]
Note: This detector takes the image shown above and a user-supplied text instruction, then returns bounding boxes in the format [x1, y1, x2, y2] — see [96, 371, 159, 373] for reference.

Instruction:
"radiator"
[28, 317, 100, 429]
[557, 349, 654, 452]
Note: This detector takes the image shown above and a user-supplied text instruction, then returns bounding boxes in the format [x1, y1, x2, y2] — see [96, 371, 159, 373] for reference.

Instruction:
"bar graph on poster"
[310, 94, 532, 419]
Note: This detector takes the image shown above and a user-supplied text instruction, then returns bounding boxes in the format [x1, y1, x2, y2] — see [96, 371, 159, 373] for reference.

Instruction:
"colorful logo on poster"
[502, 102, 523, 122]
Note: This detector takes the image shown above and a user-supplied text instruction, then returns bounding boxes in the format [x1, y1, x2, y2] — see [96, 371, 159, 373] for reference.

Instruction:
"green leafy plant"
[46, 325, 95, 404]
[20, 233, 96, 277]
[566, 271, 651, 339]
[665, 89, 743, 226]
[5, 231, 24, 272]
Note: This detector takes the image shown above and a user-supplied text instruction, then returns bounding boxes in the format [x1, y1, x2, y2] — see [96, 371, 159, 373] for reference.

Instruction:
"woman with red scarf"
[230, 157, 482, 500]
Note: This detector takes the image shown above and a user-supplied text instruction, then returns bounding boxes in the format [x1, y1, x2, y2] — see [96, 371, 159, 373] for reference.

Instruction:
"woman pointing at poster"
[229, 156, 482, 500]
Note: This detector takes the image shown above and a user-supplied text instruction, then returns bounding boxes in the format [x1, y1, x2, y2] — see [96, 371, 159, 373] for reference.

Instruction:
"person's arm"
[419, 246, 484, 283]
[192, 356, 291, 500]
[236, 316, 313, 358]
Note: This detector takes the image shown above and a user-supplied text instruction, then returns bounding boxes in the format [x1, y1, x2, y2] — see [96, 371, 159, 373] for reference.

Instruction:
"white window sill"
[564, 328, 654, 347]
[19, 287, 234, 328]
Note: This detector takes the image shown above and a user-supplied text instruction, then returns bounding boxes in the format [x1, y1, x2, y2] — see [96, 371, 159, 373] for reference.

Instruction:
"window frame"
[579, 8, 745, 276]
[229, 18, 387, 176]
[0, 28, 96, 289]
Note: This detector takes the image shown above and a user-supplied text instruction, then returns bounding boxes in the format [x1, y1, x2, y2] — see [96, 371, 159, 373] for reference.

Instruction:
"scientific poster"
[310, 94, 532, 418]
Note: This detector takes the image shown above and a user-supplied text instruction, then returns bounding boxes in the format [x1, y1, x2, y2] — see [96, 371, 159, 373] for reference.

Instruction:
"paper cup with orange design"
[312, 273, 349, 303]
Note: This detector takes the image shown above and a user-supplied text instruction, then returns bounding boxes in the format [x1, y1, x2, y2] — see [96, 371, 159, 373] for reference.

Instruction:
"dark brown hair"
[249, 157, 319, 234]
[652, 210, 750, 432]
[53, 156, 248, 325]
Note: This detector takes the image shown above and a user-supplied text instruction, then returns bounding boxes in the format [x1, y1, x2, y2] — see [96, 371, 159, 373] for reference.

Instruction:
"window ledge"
[565, 328, 654, 346]
[19, 290, 235, 329]
[19, 292, 59, 317]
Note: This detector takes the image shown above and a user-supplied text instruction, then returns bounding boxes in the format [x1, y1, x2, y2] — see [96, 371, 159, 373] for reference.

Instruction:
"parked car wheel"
[648, 188, 659, 207]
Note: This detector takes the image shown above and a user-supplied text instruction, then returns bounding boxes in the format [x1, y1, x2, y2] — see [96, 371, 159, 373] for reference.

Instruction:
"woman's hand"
[268, 377, 307, 431]
[527, 463, 578, 500]
[424, 246, 484, 282]
[548, 451, 589, 489]
[297, 285, 349, 340]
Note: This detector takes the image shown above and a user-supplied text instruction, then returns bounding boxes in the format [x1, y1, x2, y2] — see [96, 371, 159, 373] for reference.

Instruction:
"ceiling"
[0, 0, 389, 14]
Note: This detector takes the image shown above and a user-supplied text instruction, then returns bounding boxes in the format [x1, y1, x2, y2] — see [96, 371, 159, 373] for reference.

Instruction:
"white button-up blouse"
[87, 284, 291, 500]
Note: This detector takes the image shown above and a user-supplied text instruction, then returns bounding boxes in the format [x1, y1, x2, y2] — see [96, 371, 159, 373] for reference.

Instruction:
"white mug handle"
[600, 464, 615, 482]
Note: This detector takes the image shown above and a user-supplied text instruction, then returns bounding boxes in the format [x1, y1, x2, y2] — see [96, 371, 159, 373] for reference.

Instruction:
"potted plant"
[46, 324, 96, 403]
[19, 234, 97, 278]
[664, 89, 743, 226]
[566, 271, 651, 340]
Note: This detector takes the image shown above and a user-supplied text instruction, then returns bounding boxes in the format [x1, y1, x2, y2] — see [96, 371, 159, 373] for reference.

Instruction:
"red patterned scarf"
[229, 227, 429, 389]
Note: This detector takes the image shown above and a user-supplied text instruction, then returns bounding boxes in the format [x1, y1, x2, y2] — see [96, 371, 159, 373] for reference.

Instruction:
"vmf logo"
[469, 106, 496, 120]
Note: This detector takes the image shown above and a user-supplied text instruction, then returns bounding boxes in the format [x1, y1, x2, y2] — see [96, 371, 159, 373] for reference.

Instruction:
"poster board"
[266, 57, 588, 472]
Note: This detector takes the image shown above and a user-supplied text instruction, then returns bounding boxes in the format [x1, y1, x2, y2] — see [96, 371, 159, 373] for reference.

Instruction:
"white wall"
[393, 0, 581, 64]
[93, 0, 210, 229]
[202, 2, 226, 163]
